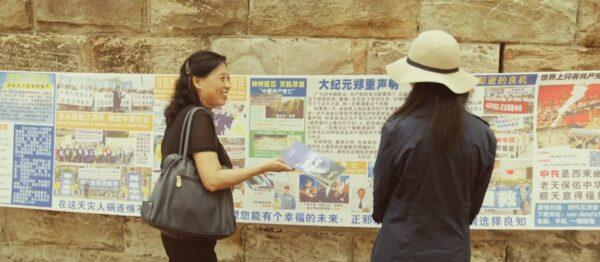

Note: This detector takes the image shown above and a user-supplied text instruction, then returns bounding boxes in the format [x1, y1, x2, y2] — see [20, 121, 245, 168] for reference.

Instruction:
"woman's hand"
[260, 158, 294, 173]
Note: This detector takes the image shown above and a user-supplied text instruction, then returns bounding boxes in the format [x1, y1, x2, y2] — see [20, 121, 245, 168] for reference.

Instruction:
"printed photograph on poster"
[214, 102, 248, 137]
[0, 72, 55, 125]
[480, 160, 532, 215]
[484, 86, 534, 114]
[249, 130, 303, 158]
[537, 83, 599, 149]
[272, 173, 299, 210]
[220, 137, 246, 169]
[54, 165, 152, 201]
[250, 91, 304, 119]
[349, 172, 373, 213]
[484, 116, 534, 159]
[249, 78, 306, 132]
[351, 182, 373, 213]
[298, 174, 350, 204]
[55, 129, 152, 167]
[56, 73, 152, 114]
[274, 184, 297, 210]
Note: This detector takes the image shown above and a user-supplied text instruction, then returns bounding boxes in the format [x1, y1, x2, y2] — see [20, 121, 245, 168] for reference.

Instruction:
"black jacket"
[371, 108, 496, 262]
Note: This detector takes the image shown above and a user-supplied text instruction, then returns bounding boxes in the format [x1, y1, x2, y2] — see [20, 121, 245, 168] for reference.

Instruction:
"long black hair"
[393, 82, 469, 153]
[164, 51, 226, 127]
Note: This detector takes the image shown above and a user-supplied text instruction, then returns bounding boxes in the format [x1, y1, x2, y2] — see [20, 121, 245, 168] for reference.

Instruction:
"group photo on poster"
[57, 73, 152, 114]
[53, 165, 152, 201]
[55, 129, 152, 166]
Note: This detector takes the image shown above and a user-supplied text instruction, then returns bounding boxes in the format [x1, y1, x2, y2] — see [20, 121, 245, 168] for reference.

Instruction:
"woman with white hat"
[371, 30, 497, 261]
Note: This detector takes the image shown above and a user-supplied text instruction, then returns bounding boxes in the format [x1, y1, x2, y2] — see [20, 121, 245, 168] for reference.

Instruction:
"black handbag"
[141, 107, 236, 239]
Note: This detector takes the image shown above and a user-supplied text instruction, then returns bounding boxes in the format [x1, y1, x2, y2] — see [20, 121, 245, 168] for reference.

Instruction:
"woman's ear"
[192, 76, 202, 90]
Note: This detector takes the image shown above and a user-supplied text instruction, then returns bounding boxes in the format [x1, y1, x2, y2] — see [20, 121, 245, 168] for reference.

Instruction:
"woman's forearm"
[210, 165, 265, 190]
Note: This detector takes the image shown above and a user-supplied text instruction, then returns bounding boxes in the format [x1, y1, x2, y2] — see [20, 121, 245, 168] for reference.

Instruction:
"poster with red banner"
[534, 72, 600, 229]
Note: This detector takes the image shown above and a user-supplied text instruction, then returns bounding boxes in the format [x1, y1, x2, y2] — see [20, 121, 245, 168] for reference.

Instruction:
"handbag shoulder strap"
[179, 106, 219, 162]
[178, 107, 199, 155]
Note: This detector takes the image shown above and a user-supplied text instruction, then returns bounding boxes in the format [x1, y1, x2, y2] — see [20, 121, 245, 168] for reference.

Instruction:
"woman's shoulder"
[464, 113, 497, 149]
[175, 105, 213, 122]
[465, 113, 494, 135]
[382, 114, 422, 132]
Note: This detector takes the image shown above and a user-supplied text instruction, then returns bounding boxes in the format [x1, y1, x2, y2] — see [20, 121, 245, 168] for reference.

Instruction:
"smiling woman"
[158, 51, 293, 261]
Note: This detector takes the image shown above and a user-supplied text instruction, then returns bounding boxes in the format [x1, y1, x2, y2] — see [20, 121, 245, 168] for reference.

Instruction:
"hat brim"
[385, 57, 478, 94]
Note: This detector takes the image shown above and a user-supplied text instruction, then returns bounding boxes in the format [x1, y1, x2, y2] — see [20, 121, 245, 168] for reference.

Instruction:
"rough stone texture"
[0, 243, 164, 262]
[0, 208, 6, 243]
[91, 36, 210, 74]
[420, 0, 578, 44]
[367, 40, 500, 75]
[123, 218, 166, 259]
[352, 232, 377, 262]
[250, 0, 420, 38]
[5, 208, 124, 250]
[0, 244, 82, 262]
[0, 0, 32, 32]
[215, 225, 244, 262]
[0, 34, 88, 72]
[212, 37, 366, 75]
[35, 0, 146, 33]
[506, 243, 599, 262]
[150, 0, 248, 36]
[471, 241, 507, 262]
[577, 0, 600, 47]
[503, 45, 600, 72]
[574, 231, 600, 246]
[79, 251, 165, 262]
[244, 225, 352, 261]
[478, 231, 574, 245]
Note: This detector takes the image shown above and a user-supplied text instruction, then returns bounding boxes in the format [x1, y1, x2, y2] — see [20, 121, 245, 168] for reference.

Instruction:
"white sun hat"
[385, 30, 479, 94]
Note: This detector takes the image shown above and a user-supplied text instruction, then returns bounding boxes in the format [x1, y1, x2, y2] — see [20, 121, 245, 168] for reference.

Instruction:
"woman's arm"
[193, 151, 292, 192]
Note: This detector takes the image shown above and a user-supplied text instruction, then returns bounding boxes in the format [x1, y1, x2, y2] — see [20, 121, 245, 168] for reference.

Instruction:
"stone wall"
[0, 0, 599, 261]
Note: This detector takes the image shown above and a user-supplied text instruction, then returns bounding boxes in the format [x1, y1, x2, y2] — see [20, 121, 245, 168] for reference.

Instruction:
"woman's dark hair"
[164, 51, 226, 127]
[392, 82, 469, 153]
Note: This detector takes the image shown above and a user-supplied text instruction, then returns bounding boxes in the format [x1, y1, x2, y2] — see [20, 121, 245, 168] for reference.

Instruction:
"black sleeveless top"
[161, 104, 233, 170]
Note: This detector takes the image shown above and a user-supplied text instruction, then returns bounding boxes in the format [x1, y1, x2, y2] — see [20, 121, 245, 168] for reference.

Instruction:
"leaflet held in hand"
[281, 141, 345, 186]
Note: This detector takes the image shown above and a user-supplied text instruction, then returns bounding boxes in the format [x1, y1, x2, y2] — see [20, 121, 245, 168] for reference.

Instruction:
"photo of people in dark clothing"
[299, 175, 349, 203]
